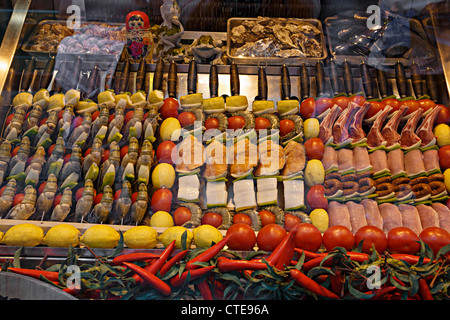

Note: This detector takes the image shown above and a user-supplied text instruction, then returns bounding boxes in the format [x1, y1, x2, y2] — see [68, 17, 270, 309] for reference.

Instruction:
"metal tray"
[226, 17, 327, 66]
[21, 20, 125, 60]
[325, 17, 432, 67]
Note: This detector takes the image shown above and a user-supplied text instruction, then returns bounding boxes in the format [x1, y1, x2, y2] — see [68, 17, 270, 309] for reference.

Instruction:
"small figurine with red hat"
[125, 10, 153, 62]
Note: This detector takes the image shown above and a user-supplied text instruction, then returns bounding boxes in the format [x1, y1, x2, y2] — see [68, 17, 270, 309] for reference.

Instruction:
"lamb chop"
[347, 101, 371, 142]
[332, 102, 359, 144]
[416, 105, 443, 146]
[400, 108, 424, 149]
[318, 105, 341, 144]
[381, 105, 409, 147]
[366, 105, 392, 148]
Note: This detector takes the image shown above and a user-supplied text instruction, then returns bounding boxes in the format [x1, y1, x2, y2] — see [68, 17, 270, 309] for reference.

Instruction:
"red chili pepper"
[346, 252, 370, 263]
[185, 234, 231, 271]
[170, 265, 215, 287]
[418, 278, 433, 300]
[8, 267, 60, 282]
[290, 269, 340, 299]
[217, 256, 268, 272]
[197, 279, 213, 300]
[367, 286, 397, 300]
[123, 262, 171, 296]
[159, 249, 189, 276]
[63, 287, 80, 295]
[133, 240, 176, 282]
[302, 256, 333, 272]
[112, 252, 159, 265]
[330, 269, 343, 297]
[390, 254, 431, 265]
[294, 248, 326, 261]
[266, 225, 298, 269]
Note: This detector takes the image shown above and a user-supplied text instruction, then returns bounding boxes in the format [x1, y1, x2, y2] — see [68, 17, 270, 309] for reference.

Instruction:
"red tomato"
[11, 146, 19, 157]
[387, 227, 420, 254]
[419, 227, 450, 256]
[280, 119, 295, 137]
[0, 186, 5, 197]
[226, 223, 257, 251]
[205, 118, 219, 130]
[438, 146, 450, 170]
[75, 187, 84, 201]
[304, 137, 325, 160]
[283, 213, 300, 232]
[94, 193, 103, 206]
[131, 192, 138, 203]
[173, 206, 192, 226]
[53, 194, 63, 208]
[84, 148, 92, 157]
[228, 115, 246, 130]
[160, 98, 179, 119]
[322, 225, 355, 251]
[233, 213, 252, 226]
[101, 149, 110, 163]
[37, 182, 46, 195]
[114, 189, 121, 200]
[382, 98, 401, 112]
[400, 99, 420, 115]
[306, 185, 328, 210]
[255, 117, 271, 131]
[48, 144, 56, 156]
[435, 104, 450, 125]
[5, 114, 14, 127]
[259, 210, 275, 226]
[124, 111, 134, 123]
[256, 224, 287, 252]
[332, 96, 351, 110]
[354, 226, 387, 254]
[315, 97, 333, 116]
[178, 111, 196, 127]
[295, 223, 323, 252]
[63, 154, 71, 164]
[300, 97, 316, 119]
[365, 101, 386, 119]
[418, 99, 435, 112]
[12, 193, 24, 207]
[39, 117, 47, 127]
[58, 110, 64, 121]
[91, 110, 100, 121]
[150, 188, 173, 213]
[120, 146, 128, 160]
[156, 141, 176, 165]
[201, 212, 222, 228]
[350, 94, 366, 106]
[446, 198, 450, 211]
[109, 113, 115, 124]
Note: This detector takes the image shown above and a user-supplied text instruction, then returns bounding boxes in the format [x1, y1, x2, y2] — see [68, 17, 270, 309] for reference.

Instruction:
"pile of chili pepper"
[1, 229, 449, 300]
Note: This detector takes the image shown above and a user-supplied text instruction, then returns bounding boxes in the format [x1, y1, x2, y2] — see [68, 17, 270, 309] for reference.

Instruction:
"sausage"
[376, 183, 394, 197]
[324, 179, 342, 196]
[412, 183, 432, 199]
[342, 181, 359, 196]
[394, 183, 412, 199]
[358, 177, 376, 194]
[429, 181, 446, 196]
[392, 177, 410, 186]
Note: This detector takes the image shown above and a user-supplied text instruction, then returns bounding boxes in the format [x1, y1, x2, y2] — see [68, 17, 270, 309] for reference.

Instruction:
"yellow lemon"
[303, 118, 320, 140]
[97, 90, 116, 105]
[115, 93, 132, 108]
[123, 226, 158, 249]
[0, 231, 4, 243]
[193, 224, 223, 248]
[64, 89, 81, 107]
[444, 168, 450, 192]
[33, 89, 50, 104]
[304, 159, 325, 187]
[309, 209, 329, 233]
[47, 93, 65, 111]
[149, 211, 174, 228]
[152, 163, 175, 189]
[76, 100, 97, 114]
[159, 226, 193, 249]
[160, 117, 181, 141]
[43, 224, 80, 247]
[3, 223, 44, 247]
[80, 225, 120, 248]
[13, 92, 33, 107]
[434, 123, 450, 147]
[131, 91, 147, 104]
[148, 90, 164, 107]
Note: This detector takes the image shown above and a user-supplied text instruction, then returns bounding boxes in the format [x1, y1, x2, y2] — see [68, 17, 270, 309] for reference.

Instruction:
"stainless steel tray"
[325, 17, 432, 67]
[21, 20, 125, 60]
[226, 17, 327, 66]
